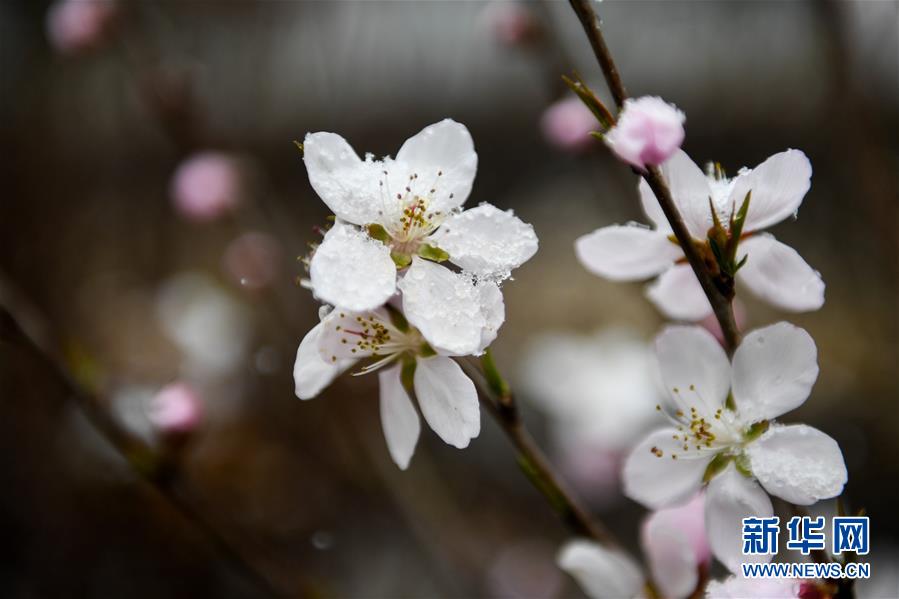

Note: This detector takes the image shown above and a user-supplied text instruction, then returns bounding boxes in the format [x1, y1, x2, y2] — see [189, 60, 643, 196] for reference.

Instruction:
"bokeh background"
[1, 1, 896, 597]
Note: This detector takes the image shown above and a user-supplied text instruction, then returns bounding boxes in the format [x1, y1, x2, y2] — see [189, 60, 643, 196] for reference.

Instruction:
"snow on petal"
[746, 424, 847, 506]
[655, 325, 731, 416]
[731, 322, 818, 422]
[705, 576, 799, 599]
[639, 150, 713, 239]
[728, 149, 812, 232]
[394, 119, 478, 214]
[309, 223, 396, 312]
[303, 132, 382, 225]
[575, 225, 682, 281]
[623, 428, 711, 510]
[646, 264, 713, 321]
[294, 320, 356, 400]
[737, 234, 825, 313]
[430, 203, 538, 278]
[379, 364, 421, 470]
[556, 540, 644, 599]
[705, 465, 774, 574]
[475, 280, 505, 354]
[413, 356, 480, 448]
[399, 258, 503, 356]
[604, 96, 685, 169]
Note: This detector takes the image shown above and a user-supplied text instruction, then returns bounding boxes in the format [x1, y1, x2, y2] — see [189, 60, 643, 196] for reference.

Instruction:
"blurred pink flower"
[604, 96, 685, 169]
[222, 231, 283, 290]
[149, 382, 203, 435]
[484, 2, 541, 47]
[641, 493, 710, 598]
[46, 0, 118, 55]
[170, 151, 243, 222]
[540, 97, 600, 153]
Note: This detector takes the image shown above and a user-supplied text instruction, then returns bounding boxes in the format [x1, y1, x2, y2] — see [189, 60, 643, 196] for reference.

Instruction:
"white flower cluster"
[293, 119, 538, 469]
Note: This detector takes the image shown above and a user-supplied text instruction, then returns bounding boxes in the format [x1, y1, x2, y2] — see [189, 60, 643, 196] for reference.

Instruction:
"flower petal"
[705, 465, 774, 574]
[643, 512, 700, 599]
[557, 540, 644, 599]
[623, 428, 711, 510]
[293, 321, 355, 400]
[638, 150, 712, 238]
[398, 257, 504, 356]
[705, 576, 799, 598]
[731, 322, 818, 421]
[309, 223, 396, 312]
[430, 203, 538, 278]
[575, 225, 682, 281]
[737, 234, 825, 313]
[413, 356, 480, 448]
[379, 364, 420, 470]
[395, 119, 478, 214]
[646, 264, 713, 321]
[728, 149, 812, 232]
[655, 325, 731, 416]
[746, 424, 847, 506]
[303, 131, 382, 225]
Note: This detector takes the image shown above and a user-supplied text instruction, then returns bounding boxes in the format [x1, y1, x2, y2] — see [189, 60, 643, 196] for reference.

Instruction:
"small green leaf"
[725, 391, 736, 411]
[703, 453, 732, 483]
[391, 251, 412, 269]
[418, 243, 449, 263]
[744, 420, 770, 442]
[726, 191, 751, 260]
[735, 454, 753, 477]
[561, 73, 615, 130]
[293, 140, 304, 155]
[734, 253, 748, 273]
[367, 223, 391, 243]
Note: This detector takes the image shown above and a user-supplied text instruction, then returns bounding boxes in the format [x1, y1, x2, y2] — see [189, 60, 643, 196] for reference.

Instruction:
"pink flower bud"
[641, 493, 710, 598]
[222, 231, 283, 290]
[604, 96, 685, 169]
[46, 0, 118, 55]
[149, 382, 203, 435]
[170, 152, 243, 222]
[540, 97, 600, 153]
[484, 2, 541, 47]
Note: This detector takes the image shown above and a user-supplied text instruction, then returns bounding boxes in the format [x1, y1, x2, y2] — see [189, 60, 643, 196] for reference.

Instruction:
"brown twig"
[468, 354, 618, 547]
[567, 0, 742, 353]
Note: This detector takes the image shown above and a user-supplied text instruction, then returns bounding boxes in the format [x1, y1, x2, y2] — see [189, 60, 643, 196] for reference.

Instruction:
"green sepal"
[400, 356, 417, 394]
[391, 251, 412, 269]
[725, 191, 751, 261]
[384, 303, 410, 333]
[418, 243, 449, 263]
[418, 343, 437, 358]
[725, 391, 736, 411]
[703, 452, 732, 483]
[734, 454, 753, 477]
[744, 419, 769, 442]
[367, 223, 391, 243]
[293, 140, 304, 155]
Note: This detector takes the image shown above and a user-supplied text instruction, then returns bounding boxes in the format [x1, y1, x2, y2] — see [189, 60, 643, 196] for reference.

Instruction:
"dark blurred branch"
[0, 278, 282, 598]
[469, 352, 619, 547]
[567, 0, 741, 353]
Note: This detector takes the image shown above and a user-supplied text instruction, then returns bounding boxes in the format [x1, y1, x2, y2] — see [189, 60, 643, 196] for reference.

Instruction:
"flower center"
[376, 169, 454, 256]
[652, 384, 741, 461]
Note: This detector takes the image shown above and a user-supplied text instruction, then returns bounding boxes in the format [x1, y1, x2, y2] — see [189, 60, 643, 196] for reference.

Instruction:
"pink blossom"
[222, 232, 283, 290]
[170, 152, 243, 222]
[641, 493, 710, 598]
[484, 2, 541, 47]
[149, 382, 203, 435]
[46, 0, 118, 55]
[604, 96, 685, 169]
[540, 97, 600, 153]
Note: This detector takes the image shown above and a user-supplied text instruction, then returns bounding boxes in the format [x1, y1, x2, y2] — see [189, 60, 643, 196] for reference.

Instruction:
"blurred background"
[1, 1, 896, 597]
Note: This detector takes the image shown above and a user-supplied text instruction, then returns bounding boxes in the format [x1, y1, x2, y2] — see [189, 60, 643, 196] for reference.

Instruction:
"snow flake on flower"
[575, 149, 825, 320]
[303, 119, 538, 312]
[622, 322, 847, 573]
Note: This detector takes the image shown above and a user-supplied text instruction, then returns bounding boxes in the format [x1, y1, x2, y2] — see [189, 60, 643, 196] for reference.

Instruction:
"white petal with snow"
[303, 132, 382, 225]
[623, 428, 711, 509]
[557, 540, 644, 599]
[646, 264, 713, 321]
[431, 203, 538, 278]
[378, 365, 420, 470]
[705, 465, 774, 574]
[705, 576, 799, 599]
[731, 322, 818, 422]
[729, 149, 812, 232]
[575, 225, 682, 281]
[293, 321, 355, 400]
[737, 234, 825, 313]
[413, 356, 480, 449]
[394, 119, 478, 215]
[399, 258, 504, 356]
[309, 223, 396, 312]
[746, 424, 847, 506]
